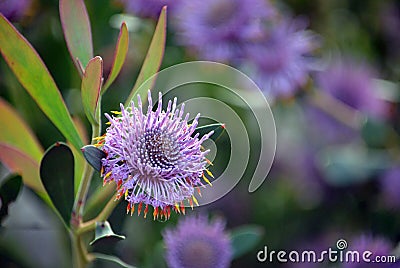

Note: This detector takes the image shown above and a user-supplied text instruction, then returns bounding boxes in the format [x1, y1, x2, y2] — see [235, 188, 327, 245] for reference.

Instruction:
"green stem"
[72, 95, 102, 226]
[71, 231, 88, 268]
[71, 96, 102, 268]
[72, 164, 92, 224]
[83, 183, 115, 220]
[77, 194, 121, 236]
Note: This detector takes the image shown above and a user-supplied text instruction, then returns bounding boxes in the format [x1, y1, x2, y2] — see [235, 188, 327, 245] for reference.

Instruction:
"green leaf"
[71, 145, 85, 195]
[81, 145, 106, 173]
[72, 117, 88, 194]
[0, 143, 49, 202]
[59, 0, 93, 72]
[0, 98, 43, 161]
[125, 6, 167, 106]
[0, 14, 83, 151]
[82, 56, 103, 125]
[90, 221, 125, 245]
[0, 174, 22, 224]
[195, 123, 226, 141]
[102, 22, 129, 94]
[92, 253, 136, 268]
[230, 225, 264, 259]
[40, 142, 74, 225]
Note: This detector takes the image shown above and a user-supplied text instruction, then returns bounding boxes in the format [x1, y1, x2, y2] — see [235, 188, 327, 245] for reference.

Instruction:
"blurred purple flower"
[119, 0, 177, 19]
[380, 167, 400, 209]
[175, 0, 274, 62]
[98, 92, 213, 220]
[344, 235, 394, 268]
[317, 59, 387, 118]
[163, 215, 232, 268]
[246, 18, 319, 100]
[0, 0, 32, 22]
[284, 233, 337, 268]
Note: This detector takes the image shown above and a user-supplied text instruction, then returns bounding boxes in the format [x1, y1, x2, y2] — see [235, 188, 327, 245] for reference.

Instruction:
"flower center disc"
[141, 128, 179, 171]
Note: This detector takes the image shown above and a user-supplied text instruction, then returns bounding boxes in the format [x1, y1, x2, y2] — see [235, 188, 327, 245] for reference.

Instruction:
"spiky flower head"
[163, 215, 232, 268]
[175, 0, 274, 62]
[245, 17, 319, 100]
[316, 58, 387, 118]
[97, 92, 213, 220]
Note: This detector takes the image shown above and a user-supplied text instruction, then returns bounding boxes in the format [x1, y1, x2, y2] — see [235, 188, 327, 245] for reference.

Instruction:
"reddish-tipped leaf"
[102, 22, 129, 94]
[82, 56, 103, 125]
[125, 6, 167, 106]
[0, 14, 83, 151]
[0, 143, 50, 204]
[60, 0, 94, 72]
[0, 98, 43, 161]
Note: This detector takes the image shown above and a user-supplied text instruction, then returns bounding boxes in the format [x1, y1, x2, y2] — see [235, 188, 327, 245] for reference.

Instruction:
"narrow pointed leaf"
[195, 123, 226, 141]
[0, 14, 83, 151]
[125, 6, 167, 106]
[60, 0, 93, 71]
[90, 221, 125, 245]
[0, 174, 22, 224]
[0, 98, 43, 161]
[81, 145, 106, 172]
[102, 22, 129, 94]
[40, 142, 74, 225]
[0, 143, 48, 200]
[92, 253, 136, 268]
[230, 225, 264, 259]
[82, 56, 103, 125]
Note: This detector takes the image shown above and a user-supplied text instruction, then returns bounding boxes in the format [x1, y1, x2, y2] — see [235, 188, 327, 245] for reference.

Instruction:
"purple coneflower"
[245, 17, 318, 100]
[163, 215, 232, 268]
[316, 59, 387, 118]
[119, 0, 177, 19]
[175, 0, 274, 62]
[96, 92, 213, 220]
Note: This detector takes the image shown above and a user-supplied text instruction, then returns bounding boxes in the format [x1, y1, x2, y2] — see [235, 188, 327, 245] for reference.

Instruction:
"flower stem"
[71, 96, 103, 267]
[71, 122, 99, 226]
[71, 231, 88, 268]
[71, 95, 102, 226]
[77, 193, 121, 236]
[83, 183, 115, 220]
